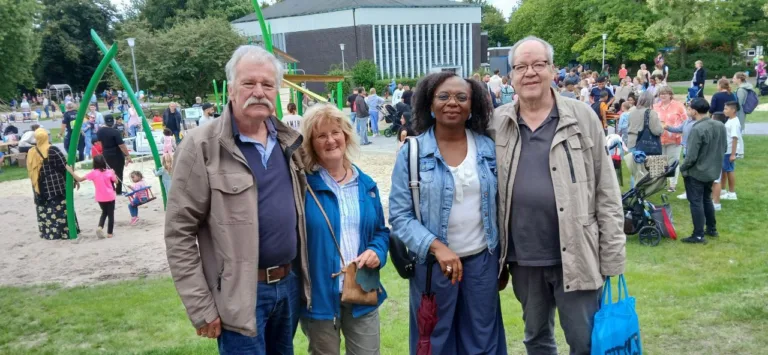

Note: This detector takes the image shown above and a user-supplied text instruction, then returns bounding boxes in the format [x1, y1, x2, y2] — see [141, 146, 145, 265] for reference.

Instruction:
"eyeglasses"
[512, 61, 550, 75]
[434, 92, 469, 103]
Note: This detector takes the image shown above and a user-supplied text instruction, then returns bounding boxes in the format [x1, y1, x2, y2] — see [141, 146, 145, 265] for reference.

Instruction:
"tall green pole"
[251, 0, 283, 119]
[222, 80, 227, 106]
[297, 92, 303, 115]
[213, 79, 221, 109]
[336, 81, 343, 110]
[65, 43, 118, 239]
[91, 30, 167, 208]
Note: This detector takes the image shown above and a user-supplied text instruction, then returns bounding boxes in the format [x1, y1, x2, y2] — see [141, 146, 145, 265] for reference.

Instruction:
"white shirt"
[198, 115, 212, 127]
[725, 118, 744, 155]
[446, 131, 486, 257]
[19, 130, 36, 147]
[392, 89, 404, 104]
[488, 75, 503, 93]
[580, 87, 590, 103]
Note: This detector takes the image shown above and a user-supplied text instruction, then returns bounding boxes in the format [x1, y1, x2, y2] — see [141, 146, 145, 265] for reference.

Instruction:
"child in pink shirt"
[66, 155, 117, 239]
[163, 128, 176, 154]
[126, 171, 149, 225]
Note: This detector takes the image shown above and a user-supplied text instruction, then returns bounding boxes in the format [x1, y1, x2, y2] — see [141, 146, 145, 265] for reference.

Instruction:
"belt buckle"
[266, 265, 280, 284]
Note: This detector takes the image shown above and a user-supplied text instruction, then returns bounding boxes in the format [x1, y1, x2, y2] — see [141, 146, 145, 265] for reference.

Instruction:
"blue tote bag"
[591, 275, 643, 355]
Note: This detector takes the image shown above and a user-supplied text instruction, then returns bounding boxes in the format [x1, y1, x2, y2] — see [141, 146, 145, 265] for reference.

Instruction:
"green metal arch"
[90, 30, 167, 208]
[65, 43, 118, 239]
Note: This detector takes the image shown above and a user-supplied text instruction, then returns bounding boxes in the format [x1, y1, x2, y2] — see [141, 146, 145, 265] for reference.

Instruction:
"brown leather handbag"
[307, 185, 378, 306]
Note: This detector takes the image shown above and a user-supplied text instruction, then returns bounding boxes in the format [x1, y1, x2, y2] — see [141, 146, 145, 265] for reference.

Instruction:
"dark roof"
[233, 0, 475, 24]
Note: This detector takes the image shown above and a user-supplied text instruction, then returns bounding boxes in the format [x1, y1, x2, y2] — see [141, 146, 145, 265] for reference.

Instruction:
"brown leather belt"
[258, 264, 292, 284]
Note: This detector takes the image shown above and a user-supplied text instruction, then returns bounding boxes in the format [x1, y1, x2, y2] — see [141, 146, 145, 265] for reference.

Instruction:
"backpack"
[635, 109, 662, 156]
[739, 87, 759, 114]
[501, 86, 514, 104]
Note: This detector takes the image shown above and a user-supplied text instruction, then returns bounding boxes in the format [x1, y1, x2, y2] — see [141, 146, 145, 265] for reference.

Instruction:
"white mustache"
[243, 97, 274, 111]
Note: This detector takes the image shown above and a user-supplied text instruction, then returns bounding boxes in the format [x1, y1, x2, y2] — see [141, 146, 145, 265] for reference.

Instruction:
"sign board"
[184, 107, 203, 120]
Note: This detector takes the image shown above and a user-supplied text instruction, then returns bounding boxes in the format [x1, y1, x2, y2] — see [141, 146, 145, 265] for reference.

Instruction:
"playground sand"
[0, 150, 396, 287]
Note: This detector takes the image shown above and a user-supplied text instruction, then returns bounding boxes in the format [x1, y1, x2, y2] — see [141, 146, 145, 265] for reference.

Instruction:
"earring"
[430, 112, 435, 118]
[468, 113, 473, 120]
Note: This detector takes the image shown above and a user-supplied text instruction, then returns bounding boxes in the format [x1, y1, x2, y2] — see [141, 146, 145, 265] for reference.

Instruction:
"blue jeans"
[172, 130, 181, 144]
[44, 105, 50, 119]
[128, 197, 148, 217]
[369, 110, 379, 134]
[218, 272, 300, 355]
[128, 125, 140, 137]
[356, 116, 370, 144]
[350, 112, 356, 124]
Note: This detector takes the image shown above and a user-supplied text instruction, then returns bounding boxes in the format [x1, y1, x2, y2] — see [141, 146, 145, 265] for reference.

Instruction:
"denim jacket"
[389, 126, 498, 264]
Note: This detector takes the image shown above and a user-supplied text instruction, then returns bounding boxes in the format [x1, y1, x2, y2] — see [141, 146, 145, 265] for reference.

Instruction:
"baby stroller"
[622, 161, 678, 246]
[686, 87, 701, 105]
[378, 104, 401, 138]
[758, 75, 768, 96]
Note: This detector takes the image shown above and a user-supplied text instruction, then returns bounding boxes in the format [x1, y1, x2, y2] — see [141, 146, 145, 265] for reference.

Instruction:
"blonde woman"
[299, 104, 389, 355]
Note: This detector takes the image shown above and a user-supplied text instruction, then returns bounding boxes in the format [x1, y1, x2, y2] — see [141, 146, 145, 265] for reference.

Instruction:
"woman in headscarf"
[27, 128, 79, 240]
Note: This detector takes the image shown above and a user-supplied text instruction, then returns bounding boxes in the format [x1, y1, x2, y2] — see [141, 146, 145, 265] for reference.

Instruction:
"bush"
[324, 66, 353, 100]
[351, 60, 378, 92]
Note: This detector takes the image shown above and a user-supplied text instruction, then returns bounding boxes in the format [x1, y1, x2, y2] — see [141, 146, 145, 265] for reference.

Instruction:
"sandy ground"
[0, 141, 397, 287]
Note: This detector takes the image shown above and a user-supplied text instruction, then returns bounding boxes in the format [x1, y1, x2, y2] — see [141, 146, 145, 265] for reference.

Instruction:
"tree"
[141, 0, 251, 30]
[706, 0, 768, 65]
[463, 0, 510, 47]
[505, 0, 584, 64]
[0, 0, 40, 99]
[571, 0, 659, 67]
[140, 17, 245, 105]
[35, 0, 117, 91]
[481, 4, 509, 47]
[351, 60, 378, 91]
[646, 0, 711, 69]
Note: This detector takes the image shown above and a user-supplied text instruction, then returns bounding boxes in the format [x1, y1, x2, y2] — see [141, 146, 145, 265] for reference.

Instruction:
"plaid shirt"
[34, 146, 67, 199]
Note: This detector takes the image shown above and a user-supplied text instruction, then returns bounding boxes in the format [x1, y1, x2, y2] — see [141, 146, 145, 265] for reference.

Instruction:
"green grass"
[2, 138, 768, 354]
[0, 165, 29, 182]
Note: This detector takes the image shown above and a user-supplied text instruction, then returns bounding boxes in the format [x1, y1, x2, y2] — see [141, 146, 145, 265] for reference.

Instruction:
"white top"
[282, 114, 303, 131]
[446, 131, 486, 257]
[198, 115, 212, 127]
[488, 75, 503, 93]
[725, 118, 744, 155]
[392, 89, 404, 103]
[580, 87, 590, 103]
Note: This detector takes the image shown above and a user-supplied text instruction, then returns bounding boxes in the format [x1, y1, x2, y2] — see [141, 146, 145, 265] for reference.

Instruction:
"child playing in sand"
[154, 152, 173, 192]
[162, 128, 176, 154]
[126, 171, 149, 225]
[65, 155, 117, 239]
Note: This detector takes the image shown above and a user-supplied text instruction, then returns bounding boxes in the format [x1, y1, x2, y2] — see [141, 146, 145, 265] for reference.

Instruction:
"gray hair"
[225, 45, 284, 89]
[636, 90, 655, 109]
[508, 36, 555, 69]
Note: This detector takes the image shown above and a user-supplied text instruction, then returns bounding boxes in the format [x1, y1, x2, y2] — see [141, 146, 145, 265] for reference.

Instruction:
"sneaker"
[96, 228, 106, 239]
[714, 203, 722, 211]
[130, 217, 139, 225]
[720, 190, 728, 197]
[681, 235, 707, 244]
[706, 230, 719, 238]
[677, 193, 687, 200]
[723, 192, 738, 200]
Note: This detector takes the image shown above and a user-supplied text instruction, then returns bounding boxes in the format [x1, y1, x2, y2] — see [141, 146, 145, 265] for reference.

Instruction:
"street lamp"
[601, 33, 607, 72]
[340, 43, 346, 71]
[126, 38, 139, 93]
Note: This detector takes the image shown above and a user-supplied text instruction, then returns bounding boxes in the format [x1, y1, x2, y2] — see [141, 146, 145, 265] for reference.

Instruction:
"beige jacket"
[491, 90, 626, 291]
[164, 104, 309, 337]
[627, 108, 663, 150]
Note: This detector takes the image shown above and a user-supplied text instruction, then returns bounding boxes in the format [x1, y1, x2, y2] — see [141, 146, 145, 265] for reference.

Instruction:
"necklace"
[335, 169, 348, 183]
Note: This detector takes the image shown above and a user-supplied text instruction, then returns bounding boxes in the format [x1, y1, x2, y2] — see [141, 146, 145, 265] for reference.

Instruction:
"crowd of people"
[5, 31, 762, 355]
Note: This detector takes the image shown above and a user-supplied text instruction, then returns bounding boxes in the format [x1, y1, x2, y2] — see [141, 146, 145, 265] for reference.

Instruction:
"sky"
[487, 0, 515, 19]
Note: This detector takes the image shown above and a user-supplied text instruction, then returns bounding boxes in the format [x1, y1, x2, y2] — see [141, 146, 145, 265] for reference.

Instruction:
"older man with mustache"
[165, 45, 309, 354]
